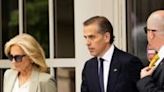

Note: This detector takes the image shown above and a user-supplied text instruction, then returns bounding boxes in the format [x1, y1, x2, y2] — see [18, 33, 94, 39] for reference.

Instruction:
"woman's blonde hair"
[4, 33, 48, 72]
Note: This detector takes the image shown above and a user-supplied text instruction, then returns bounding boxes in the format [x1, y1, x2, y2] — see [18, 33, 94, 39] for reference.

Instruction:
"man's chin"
[90, 52, 97, 57]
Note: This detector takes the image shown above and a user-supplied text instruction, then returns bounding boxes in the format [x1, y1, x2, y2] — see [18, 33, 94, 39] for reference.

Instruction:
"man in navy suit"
[137, 10, 164, 92]
[81, 16, 143, 92]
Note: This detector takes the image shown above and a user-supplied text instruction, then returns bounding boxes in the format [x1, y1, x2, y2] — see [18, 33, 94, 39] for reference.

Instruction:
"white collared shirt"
[12, 77, 30, 92]
[98, 44, 114, 92]
[155, 46, 164, 67]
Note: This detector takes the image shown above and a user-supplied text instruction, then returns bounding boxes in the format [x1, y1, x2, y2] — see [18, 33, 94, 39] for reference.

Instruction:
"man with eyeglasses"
[137, 10, 164, 92]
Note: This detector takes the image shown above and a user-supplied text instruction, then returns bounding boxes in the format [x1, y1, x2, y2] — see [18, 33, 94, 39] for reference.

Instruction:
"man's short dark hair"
[83, 16, 115, 44]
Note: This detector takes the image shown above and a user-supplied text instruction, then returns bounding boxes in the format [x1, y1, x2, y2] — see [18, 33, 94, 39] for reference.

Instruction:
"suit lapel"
[92, 58, 101, 92]
[7, 70, 18, 92]
[107, 47, 120, 92]
[152, 59, 164, 79]
[29, 67, 39, 92]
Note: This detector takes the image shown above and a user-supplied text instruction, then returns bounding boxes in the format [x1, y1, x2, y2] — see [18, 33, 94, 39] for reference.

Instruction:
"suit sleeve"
[3, 70, 8, 92]
[118, 56, 143, 92]
[128, 56, 143, 83]
[137, 76, 164, 92]
[81, 62, 89, 92]
[129, 57, 144, 92]
[39, 76, 57, 92]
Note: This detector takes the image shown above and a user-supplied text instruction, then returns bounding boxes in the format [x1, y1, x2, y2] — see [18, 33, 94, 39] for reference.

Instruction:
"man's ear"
[104, 32, 110, 43]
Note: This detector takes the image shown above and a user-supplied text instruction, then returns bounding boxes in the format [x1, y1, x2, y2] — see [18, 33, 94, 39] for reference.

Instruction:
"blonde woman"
[3, 33, 56, 92]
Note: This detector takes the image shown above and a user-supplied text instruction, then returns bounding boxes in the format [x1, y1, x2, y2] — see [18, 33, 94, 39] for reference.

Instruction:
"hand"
[140, 66, 156, 79]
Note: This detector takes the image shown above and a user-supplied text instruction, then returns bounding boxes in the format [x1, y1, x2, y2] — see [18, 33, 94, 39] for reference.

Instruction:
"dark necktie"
[99, 58, 104, 92]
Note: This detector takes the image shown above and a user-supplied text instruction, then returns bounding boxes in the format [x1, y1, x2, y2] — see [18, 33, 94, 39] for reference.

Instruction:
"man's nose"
[86, 38, 91, 46]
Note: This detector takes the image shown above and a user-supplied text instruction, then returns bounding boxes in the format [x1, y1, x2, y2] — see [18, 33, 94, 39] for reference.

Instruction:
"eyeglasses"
[144, 27, 157, 34]
[8, 55, 26, 62]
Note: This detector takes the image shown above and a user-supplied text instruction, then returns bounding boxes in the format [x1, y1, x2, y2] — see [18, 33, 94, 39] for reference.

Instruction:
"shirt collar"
[101, 44, 114, 62]
[158, 45, 164, 59]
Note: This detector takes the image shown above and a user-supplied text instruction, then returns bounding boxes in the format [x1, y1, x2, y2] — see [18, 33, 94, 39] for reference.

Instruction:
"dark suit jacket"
[81, 47, 143, 92]
[137, 59, 164, 92]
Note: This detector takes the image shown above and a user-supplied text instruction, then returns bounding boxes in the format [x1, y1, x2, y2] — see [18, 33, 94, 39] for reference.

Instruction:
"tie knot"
[99, 58, 104, 62]
[149, 54, 159, 68]
[99, 58, 104, 67]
